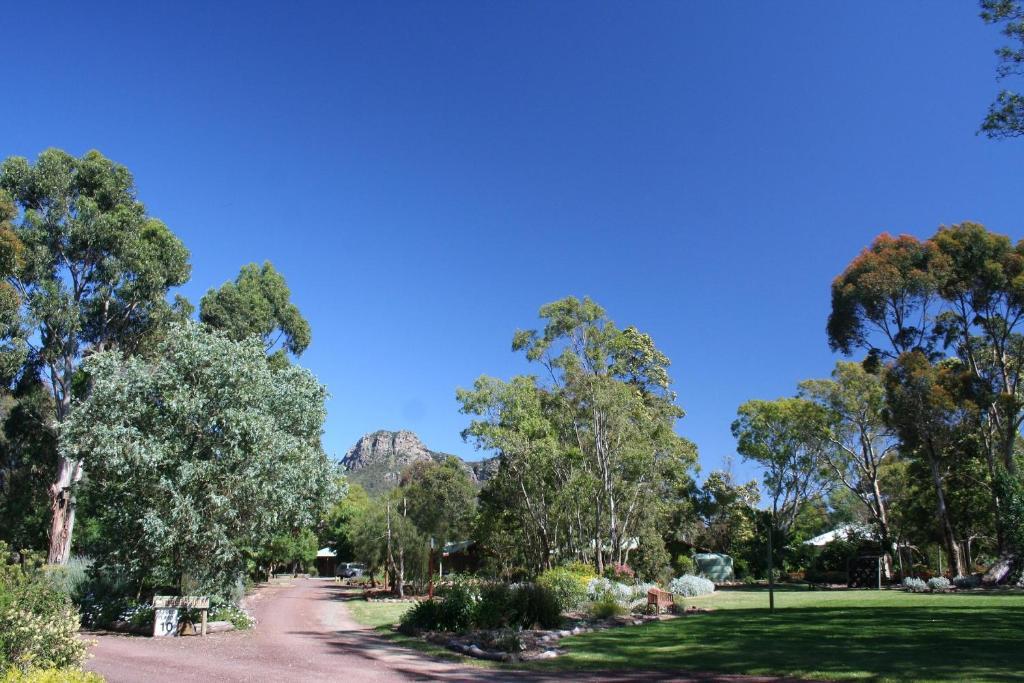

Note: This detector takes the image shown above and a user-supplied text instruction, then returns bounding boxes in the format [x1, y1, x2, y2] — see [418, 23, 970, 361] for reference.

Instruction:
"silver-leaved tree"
[61, 322, 334, 596]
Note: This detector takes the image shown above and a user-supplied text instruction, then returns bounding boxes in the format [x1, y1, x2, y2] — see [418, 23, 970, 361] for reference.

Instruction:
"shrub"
[536, 568, 588, 612]
[0, 561, 92, 673]
[40, 559, 92, 603]
[585, 577, 631, 604]
[668, 574, 715, 597]
[209, 604, 254, 630]
[509, 584, 562, 629]
[438, 583, 477, 633]
[927, 577, 951, 592]
[473, 583, 514, 630]
[673, 555, 695, 576]
[562, 561, 595, 576]
[603, 563, 635, 582]
[399, 599, 446, 634]
[902, 577, 928, 593]
[953, 574, 981, 589]
[588, 594, 626, 619]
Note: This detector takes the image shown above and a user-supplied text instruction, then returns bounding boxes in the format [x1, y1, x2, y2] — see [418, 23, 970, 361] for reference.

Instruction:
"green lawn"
[343, 597, 490, 667]
[532, 587, 1024, 682]
[344, 599, 414, 629]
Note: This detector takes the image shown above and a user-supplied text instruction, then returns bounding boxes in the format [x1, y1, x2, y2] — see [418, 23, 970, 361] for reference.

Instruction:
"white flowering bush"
[902, 577, 928, 593]
[669, 574, 715, 597]
[586, 577, 631, 604]
[586, 578, 659, 615]
[0, 563, 92, 673]
[927, 577, 951, 592]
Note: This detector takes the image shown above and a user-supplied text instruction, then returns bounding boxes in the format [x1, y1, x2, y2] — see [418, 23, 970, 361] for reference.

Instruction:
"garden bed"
[411, 611, 689, 663]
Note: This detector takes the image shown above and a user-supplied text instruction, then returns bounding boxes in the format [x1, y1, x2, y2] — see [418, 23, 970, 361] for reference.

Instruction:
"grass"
[344, 599, 414, 629]
[528, 586, 1024, 682]
[343, 597, 491, 667]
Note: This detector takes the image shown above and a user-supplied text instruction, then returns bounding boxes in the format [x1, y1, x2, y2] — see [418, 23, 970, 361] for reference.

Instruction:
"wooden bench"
[647, 587, 674, 614]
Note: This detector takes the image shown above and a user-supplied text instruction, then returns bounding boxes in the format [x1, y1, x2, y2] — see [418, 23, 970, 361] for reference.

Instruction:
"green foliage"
[398, 599, 447, 634]
[0, 148, 193, 562]
[980, 0, 1024, 138]
[209, 604, 254, 630]
[200, 261, 311, 363]
[461, 296, 698, 575]
[472, 582, 514, 629]
[732, 398, 830, 537]
[400, 457, 477, 545]
[321, 482, 370, 561]
[507, 583, 562, 629]
[39, 558, 91, 603]
[400, 581, 562, 633]
[258, 529, 318, 576]
[673, 555, 694, 576]
[536, 567, 589, 612]
[61, 322, 333, 597]
[0, 556, 90, 673]
[0, 385, 58, 554]
[437, 582, 477, 633]
[588, 594, 627, 619]
[927, 577, 951, 592]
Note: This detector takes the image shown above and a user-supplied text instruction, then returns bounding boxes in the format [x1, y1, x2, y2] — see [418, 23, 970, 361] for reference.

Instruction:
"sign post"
[152, 596, 211, 637]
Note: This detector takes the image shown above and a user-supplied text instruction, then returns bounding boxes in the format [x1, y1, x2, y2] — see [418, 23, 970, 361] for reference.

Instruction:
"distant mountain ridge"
[340, 429, 497, 494]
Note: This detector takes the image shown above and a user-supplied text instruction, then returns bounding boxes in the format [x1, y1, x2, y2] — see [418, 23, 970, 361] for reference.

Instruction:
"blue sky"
[3, 2, 1021, 483]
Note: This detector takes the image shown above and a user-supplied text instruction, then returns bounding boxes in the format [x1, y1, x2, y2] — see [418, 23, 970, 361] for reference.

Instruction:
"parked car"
[337, 562, 366, 578]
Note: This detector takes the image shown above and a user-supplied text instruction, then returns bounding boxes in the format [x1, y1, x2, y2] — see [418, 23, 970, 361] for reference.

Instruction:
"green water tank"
[693, 553, 734, 582]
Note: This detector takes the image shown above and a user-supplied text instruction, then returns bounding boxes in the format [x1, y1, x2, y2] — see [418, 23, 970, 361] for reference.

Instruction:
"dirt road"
[85, 578, 800, 682]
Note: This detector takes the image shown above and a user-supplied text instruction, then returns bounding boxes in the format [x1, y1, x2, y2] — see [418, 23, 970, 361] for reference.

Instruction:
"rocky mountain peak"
[340, 429, 497, 494]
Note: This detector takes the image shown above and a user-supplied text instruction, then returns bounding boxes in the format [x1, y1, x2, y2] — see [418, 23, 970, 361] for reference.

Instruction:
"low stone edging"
[415, 610, 699, 663]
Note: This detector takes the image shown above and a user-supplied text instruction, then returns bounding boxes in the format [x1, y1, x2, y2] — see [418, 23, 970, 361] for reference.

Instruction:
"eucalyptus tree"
[732, 398, 831, 539]
[980, 0, 1024, 138]
[399, 456, 477, 549]
[800, 362, 900, 578]
[60, 322, 333, 596]
[459, 375, 569, 571]
[0, 149, 191, 564]
[827, 232, 939, 364]
[884, 352, 973, 577]
[732, 397, 830, 609]
[200, 261, 310, 366]
[510, 296, 697, 573]
[830, 225, 1024, 558]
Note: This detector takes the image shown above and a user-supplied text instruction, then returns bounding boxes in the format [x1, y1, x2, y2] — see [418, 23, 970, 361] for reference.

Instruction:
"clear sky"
[3, 2, 1021, 482]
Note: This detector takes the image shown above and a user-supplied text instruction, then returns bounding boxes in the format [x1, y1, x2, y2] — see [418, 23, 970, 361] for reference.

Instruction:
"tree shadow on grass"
[536, 605, 1023, 682]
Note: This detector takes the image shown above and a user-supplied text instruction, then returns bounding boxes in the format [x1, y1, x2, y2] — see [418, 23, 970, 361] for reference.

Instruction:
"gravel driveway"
[84, 578, 803, 682]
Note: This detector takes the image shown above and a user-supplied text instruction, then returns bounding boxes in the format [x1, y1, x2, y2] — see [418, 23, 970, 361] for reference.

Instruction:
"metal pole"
[767, 513, 775, 612]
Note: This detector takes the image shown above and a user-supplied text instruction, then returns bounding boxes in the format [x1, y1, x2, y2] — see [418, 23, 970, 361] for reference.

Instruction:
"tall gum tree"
[510, 296, 696, 574]
[799, 362, 899, 578]
[980, 0, 1024, 138]
[199, 261, 310, 367]
[831, 225, 1024, 559]
[0, 149, 191, 564]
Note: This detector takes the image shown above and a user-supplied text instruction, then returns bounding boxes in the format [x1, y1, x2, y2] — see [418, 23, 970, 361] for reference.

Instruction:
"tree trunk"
[47, 455, 81, 564]
[927, 447, 967, 577]
[870, 479, 895, 580]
